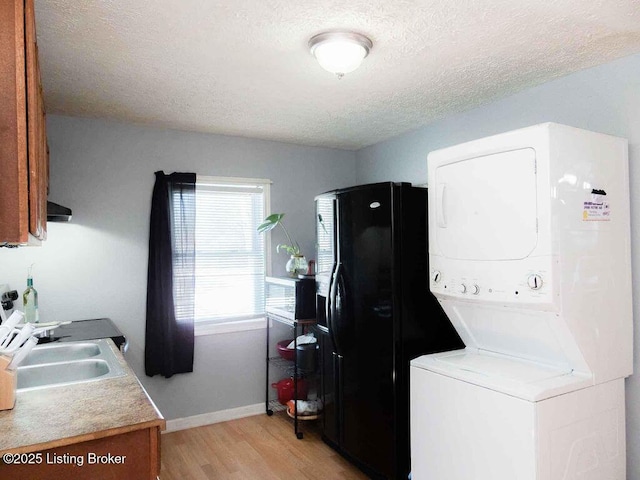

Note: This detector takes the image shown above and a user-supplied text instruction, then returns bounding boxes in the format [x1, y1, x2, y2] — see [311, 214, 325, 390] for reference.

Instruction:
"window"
[315, 196, 335, 276]
[173, 176, 270, 333]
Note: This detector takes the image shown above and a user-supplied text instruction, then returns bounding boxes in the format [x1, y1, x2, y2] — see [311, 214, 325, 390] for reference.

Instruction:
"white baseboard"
[164, 403, 264, 433]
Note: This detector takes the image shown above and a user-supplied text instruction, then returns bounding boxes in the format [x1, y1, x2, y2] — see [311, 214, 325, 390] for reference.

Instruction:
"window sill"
[194, 317, 267, 336]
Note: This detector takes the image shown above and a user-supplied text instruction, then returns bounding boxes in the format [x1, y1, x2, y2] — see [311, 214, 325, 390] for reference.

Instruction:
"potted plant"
[257, 213, 308, 277]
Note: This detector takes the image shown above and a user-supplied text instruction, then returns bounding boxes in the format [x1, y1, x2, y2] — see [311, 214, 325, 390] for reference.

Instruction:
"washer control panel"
[429, 257, 555, 306]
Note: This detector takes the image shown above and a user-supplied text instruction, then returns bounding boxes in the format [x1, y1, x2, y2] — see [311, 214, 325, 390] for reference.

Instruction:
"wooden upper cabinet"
[0, 0, 48, 245]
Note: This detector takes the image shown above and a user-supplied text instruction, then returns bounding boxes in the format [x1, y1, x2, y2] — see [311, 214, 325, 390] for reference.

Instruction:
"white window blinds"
[179, 176, 269, 324]
[316, 196, 335, 276]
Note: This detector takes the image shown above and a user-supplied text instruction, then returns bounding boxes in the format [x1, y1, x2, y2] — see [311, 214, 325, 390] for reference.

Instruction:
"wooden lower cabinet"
[0, 426, 161, 480]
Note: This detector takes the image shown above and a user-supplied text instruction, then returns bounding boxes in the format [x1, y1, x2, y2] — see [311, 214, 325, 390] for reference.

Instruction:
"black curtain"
[145, 171, 196, 377]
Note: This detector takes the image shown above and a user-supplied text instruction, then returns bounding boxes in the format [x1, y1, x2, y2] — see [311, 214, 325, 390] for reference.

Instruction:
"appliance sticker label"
[583, 189, 610, 221]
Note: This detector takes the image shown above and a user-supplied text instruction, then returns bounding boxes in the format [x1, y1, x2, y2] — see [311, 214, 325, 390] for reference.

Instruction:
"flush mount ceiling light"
[309, 31, 373, 79]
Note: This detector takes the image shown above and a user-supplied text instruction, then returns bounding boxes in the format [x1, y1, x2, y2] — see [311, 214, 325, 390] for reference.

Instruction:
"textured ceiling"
[35, 0, 640, 150]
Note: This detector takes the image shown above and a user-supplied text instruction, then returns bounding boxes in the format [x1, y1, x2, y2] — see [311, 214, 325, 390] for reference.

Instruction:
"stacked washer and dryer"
[410, 123, 632, 479]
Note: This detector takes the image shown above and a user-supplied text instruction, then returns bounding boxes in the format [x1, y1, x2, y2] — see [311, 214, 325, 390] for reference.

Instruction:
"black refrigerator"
[315, 182, 463, 480]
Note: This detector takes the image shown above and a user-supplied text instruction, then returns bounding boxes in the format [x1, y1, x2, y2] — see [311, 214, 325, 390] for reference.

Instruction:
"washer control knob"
[471, 284, 480, 295]
[527, 274, 543, 290]
[431, 270, 442, 283]
[457, 284, 467, 294]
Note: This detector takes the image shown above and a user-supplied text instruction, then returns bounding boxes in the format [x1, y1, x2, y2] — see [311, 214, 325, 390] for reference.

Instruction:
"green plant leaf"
[257, 213, 285, 233]
[266, 213, 285, 223]
[276, 243, 300, 255]
[258, 213, 301, 255]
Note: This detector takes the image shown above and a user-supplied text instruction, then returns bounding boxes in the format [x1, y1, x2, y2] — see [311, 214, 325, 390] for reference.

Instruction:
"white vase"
[286, 255, 308, 277]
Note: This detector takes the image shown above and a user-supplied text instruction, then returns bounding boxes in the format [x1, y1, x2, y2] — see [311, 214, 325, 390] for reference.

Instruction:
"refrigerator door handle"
[326, 264, 336, 332]
[329, 263, 341, 321]
[329, 263, 344, 353]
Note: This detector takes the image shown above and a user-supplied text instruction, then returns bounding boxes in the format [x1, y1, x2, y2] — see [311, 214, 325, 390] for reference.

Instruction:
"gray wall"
[355, 52, 640, 475]
[0, 116, 356, 420]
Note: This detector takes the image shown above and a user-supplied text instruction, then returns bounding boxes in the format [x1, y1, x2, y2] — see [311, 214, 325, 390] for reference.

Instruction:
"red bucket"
[271, 377, 308, 405]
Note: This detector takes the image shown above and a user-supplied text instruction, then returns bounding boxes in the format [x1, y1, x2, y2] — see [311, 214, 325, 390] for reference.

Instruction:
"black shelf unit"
[264, 276, 317, 440]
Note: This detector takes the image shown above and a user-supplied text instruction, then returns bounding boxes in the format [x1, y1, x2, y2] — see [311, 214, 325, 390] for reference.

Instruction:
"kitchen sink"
[16, 339, 126, 391]
[18, 342, 101, 366]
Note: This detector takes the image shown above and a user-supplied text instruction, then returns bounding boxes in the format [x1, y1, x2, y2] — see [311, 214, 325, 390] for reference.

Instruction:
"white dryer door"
[434, 147, 537, 260]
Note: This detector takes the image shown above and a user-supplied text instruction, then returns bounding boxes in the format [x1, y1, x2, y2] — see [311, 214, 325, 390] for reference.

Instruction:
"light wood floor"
[160, 412, 370, 479]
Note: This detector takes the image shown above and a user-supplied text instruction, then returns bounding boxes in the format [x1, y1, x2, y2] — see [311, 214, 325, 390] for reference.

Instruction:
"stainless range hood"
[47, 201, 72, 222]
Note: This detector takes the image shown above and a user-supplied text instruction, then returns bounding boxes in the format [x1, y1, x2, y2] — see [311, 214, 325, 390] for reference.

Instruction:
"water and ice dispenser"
[410, 123, 632, 479]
